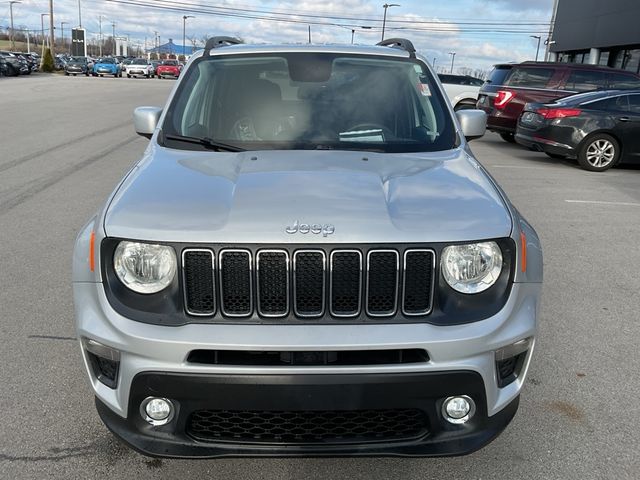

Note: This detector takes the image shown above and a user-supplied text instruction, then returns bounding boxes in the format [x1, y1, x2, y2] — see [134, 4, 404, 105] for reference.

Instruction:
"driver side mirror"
[133, 106, 162, 139]
[456, 109, 486, 142]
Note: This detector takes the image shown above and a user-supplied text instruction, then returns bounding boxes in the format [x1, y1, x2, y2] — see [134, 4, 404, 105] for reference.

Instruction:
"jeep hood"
[104, 147, 512, 244]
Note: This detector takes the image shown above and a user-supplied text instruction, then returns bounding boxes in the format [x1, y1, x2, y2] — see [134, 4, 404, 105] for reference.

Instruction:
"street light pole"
[530, 35, 541, 61]
[111, 22, 116, 55]
[448, 51, 456, 73]
[40, 13, 49, 57]
[182, 15, 194, 60]
[61, 21, 68, 53]
[98, 15, 104, 56]
[9, 1, 21, 51]
[381, 3, 400, 41]
[78, 0, 82, 27]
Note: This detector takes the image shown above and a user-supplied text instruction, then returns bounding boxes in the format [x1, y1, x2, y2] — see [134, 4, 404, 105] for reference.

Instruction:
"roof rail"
[204, 36, 243, 56]
[376, 38, 416, 58]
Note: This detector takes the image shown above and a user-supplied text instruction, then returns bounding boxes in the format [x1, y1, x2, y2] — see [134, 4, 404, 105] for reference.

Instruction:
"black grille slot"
[187, 348, 429, 366]
[293, 251, 325, 317]
[187, 408, 429, 445]
[366, 251, 399, 316]
[183, 250, 215, 315]
[257, 251, 289, 317]
[220, 250, 252, 316]
[330, 251, 362, 317]
[402, 250, 435, 315]
[497, 352, 527, 387]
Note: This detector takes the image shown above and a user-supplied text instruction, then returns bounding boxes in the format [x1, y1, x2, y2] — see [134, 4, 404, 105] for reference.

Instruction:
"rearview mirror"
[456, 109, 486, 142]
[133, 106, 162, 139]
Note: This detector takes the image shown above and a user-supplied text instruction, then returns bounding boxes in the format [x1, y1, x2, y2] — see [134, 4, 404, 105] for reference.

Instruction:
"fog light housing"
[442, 395, 476, 424]
[83, 338, 120, 389]
[141, 397, 175, 426]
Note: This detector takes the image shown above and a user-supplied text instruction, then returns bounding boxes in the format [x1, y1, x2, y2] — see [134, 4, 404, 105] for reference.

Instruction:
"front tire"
[499, 132, 516, 143]
[578, 134, 620, 172]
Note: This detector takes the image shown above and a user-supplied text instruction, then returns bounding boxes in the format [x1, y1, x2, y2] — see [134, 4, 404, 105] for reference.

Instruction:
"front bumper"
[97, 371, 519, 457]
[74, 279, 539, 457]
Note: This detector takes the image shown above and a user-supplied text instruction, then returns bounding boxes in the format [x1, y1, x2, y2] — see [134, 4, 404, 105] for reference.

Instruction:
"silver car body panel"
[104, 147, 512, 244]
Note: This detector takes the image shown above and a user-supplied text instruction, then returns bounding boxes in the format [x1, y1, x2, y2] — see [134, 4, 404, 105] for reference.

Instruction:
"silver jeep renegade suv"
[72, 37, 542, 457]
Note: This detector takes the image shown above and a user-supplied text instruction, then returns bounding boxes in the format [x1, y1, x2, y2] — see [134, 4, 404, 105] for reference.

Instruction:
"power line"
[102, 0, 548, 35]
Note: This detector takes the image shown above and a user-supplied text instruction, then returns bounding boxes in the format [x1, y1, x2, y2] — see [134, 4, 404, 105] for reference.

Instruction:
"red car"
[156, 59, 181, 79]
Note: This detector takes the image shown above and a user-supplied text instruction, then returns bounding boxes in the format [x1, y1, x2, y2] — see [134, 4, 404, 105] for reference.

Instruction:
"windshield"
[132, 59, 147, 65]
[98, 58, 115, 64]
[162, 53, 456, 153]
[163, 60, 178, 66]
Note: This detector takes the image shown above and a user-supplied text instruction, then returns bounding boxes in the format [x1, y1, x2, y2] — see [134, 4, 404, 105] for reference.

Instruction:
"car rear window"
[607, 72, 640, 89]
[506, 67, 554, 88]
[486, 67, 511, 86]
[587, 95, 629, 112]
[565, 70, 607, 92]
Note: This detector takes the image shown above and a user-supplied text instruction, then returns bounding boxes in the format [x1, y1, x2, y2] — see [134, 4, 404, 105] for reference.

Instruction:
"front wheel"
[499, 132, 516, 143]
[578, 134, 620, 172]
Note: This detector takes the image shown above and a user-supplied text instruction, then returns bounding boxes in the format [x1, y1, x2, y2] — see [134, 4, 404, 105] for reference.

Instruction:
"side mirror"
[133, 106, 162, 139]
[456, 109, 487, 142]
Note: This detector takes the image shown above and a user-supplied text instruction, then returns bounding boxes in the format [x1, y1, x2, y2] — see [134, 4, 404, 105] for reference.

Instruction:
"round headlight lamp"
[441, 241, 503, 294]
[114, 241, 177, 294]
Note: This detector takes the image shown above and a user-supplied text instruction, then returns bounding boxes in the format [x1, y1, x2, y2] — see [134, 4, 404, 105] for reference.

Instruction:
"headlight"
[441, 241, 503, 294]
[113, 241, 176, 294]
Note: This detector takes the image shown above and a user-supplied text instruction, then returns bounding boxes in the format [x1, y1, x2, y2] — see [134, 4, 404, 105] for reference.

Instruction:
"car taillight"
[494, 90, 515, 109]
[537, 108, 582, 119]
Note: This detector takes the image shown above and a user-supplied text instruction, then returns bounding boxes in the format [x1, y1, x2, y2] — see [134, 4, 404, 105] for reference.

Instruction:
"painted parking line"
[565, 199, 640, 207]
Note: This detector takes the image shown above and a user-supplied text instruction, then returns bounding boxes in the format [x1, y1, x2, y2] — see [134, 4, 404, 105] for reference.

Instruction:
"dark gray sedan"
[515, 89, 640, 171]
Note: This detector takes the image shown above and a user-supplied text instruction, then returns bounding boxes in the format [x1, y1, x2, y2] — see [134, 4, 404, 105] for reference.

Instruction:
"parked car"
[11, 52, 37, 72]
[515, 89, 640, 171]
[155, 59, 181, 78]
[0, 50, 29, 75]
[126, 58, 153, 78]
[92, 57, 122, 77]
[72, 37, 542, 458]
[477, 61, 640, 143]
[0, 53, 21, 76]
[121, 58, 134, 73]
[64, 56, 91, 76]
[438, 74, 483, 111]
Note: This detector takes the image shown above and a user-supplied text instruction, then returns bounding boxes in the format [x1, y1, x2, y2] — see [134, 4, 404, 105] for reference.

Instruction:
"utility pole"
[9, 1, 21, 51]
[381, 3, 400, 41]
[448, 51, 456, 73]
[432, 57, 436, 71]
[182, 15, 194, 60]
[78, 0, 82, 27]
[308, 25, 311, 44]
[49, 0, 54, 55]
[530, 35, 541, 62]
[61, 21, 68, 53]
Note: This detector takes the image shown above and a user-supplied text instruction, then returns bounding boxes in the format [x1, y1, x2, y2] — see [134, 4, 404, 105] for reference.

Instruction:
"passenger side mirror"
[133, 107, 162, 139]
[456, 109, 487, 141]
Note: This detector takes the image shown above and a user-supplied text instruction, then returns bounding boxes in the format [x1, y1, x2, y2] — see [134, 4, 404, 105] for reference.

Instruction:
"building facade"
[550, 0, 640, 73]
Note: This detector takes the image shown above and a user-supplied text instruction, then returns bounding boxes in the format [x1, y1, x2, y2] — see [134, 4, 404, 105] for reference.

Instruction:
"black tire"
[64, 71, 69, 76]
[127, 74, 131, 78]
[100, 74, 103, 77]
[499, 132, 516, 143]
[577, 133, 620, 172]
[73, 74, 77, 77]
[545, 152, 566, 159]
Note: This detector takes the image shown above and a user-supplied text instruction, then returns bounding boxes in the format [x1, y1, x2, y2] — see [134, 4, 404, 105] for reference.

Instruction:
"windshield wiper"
[163, 133, 245, 152]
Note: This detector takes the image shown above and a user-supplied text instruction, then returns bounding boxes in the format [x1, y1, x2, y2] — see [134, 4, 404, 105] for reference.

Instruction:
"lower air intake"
[187, 408, 429, 445]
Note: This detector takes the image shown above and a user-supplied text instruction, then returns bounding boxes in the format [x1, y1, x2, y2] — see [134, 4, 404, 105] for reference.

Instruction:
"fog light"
[442, 395, 476, 424]
[141, 397, 174, 426]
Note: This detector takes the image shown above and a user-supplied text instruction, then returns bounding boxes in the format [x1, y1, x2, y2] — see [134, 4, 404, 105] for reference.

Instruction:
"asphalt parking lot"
[0, 74, 638, 479]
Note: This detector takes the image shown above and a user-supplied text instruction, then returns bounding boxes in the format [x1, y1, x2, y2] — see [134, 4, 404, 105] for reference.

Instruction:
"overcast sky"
[1, 0, 555, 71]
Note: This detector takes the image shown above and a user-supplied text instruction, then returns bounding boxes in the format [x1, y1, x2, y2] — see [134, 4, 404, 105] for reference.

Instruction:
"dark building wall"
[550, 0, 640, 52]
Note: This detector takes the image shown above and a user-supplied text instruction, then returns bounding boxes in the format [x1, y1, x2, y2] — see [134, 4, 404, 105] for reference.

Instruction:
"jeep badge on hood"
[286, 220, 335, 237]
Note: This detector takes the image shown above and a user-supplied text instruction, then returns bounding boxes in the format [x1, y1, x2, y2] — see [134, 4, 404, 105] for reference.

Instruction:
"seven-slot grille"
[182, 248, 435, 319]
